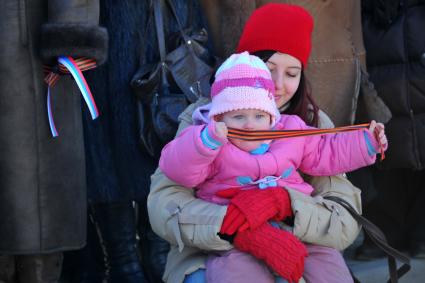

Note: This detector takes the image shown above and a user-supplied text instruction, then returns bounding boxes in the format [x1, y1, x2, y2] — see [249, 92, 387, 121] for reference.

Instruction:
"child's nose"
[243, 118, 255, 130]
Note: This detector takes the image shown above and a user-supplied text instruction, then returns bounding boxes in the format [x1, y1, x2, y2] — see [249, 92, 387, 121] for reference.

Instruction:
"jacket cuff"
[40, 24, 108, 65]
[198, 121, 228, 151]
[363, 130, 387, 155]
[201, 126, 223, 150]
[363, 131, 378, 156]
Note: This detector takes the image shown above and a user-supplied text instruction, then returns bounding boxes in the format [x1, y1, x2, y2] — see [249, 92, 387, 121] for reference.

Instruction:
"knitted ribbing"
[234, 222, 308, 282]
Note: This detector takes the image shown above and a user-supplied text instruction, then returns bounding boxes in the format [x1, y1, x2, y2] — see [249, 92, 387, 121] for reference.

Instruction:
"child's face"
[220, 109, 272, 152]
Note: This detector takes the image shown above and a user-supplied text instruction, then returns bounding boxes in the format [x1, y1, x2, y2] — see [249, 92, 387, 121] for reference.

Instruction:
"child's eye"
[233, 115, 244, 120]
[256, 114, 266, 119]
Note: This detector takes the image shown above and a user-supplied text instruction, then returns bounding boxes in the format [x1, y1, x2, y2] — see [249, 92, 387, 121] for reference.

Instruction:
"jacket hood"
[192, 103, 213, 125]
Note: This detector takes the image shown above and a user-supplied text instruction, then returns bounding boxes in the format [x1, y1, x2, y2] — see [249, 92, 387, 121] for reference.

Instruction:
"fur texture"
[40, 24, 108, 65]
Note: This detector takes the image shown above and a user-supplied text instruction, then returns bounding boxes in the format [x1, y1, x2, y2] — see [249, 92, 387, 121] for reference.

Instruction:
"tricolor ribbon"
[227, 123, 386, 160]
[44, 56, 98, 137]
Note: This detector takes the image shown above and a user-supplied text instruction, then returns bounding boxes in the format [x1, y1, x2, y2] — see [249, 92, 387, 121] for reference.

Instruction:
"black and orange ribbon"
[43, 57, 97, 87]
[227, 123, 386, 160]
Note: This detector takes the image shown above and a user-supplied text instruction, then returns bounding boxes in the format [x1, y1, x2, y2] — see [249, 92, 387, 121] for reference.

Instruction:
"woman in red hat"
[148, 3, 365, 283]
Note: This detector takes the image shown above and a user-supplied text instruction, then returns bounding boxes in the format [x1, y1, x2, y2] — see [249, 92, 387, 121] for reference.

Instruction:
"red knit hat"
[236, 3, 313, 67]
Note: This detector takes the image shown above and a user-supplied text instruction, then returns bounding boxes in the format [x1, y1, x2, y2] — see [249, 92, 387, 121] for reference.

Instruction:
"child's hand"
[369, 120, 387, 147]
[215, 121, 228, 139]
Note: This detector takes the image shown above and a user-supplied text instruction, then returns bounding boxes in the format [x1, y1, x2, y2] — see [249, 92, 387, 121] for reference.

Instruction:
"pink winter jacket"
[159, 114, 379, 205]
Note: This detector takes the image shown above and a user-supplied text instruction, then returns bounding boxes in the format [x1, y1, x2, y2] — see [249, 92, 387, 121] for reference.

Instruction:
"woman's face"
[265, 53, 302, 108]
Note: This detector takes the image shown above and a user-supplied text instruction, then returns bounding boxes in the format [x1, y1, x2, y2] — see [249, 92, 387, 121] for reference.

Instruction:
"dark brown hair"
[253, 50, 319, 127]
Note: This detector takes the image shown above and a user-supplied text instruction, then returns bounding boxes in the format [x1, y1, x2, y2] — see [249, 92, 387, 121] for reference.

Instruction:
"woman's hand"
[369, 120, 388, 147]
[215, 121, 228, 139]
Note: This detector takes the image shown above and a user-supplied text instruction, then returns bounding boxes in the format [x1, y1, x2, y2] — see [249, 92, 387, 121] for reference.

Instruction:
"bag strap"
[152, 0, 170, 90]
[163, 0, 191, 42]
[153, 0, 197, 89]
[323, 196, 411, 283]
[137, 1, 155, 67]
[153, 0, 196, 58]
[153, 0, 167, 62]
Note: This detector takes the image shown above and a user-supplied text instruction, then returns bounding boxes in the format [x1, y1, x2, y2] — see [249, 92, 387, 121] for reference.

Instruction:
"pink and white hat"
[209, 52, 280, 125]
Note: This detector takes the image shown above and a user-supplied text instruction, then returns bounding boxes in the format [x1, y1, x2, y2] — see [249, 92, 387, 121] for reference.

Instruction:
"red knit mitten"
[218, 187, 292, 233]
[220, 204, 250, 235]
[234, 223, 307, 283]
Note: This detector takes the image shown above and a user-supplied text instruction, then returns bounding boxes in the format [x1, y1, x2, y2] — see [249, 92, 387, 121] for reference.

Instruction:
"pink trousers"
[205, 244, 354, 283]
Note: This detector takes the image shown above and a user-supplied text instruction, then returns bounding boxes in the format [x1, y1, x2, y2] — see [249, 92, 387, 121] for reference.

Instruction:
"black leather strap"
[324, 196, 411, 283]
[153, 0, 197, 90]
[164, 0, 191, 43]
[153, 0, 194, 59]
[153, 0, 166, 62]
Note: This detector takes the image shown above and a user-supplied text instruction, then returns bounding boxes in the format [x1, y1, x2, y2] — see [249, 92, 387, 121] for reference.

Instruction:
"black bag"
[131, 0, 217, 158]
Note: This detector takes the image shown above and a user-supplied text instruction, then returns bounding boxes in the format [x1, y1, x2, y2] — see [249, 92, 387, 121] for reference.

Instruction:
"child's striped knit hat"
[209, 52, 280, 125]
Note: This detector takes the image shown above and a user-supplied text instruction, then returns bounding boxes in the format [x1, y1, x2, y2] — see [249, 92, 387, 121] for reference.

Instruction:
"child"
[159, 52, 387, 283]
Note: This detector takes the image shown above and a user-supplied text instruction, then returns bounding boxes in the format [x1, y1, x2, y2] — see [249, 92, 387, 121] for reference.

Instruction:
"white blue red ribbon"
[46, 56, 99, 137]
[46, 87, 58, 137]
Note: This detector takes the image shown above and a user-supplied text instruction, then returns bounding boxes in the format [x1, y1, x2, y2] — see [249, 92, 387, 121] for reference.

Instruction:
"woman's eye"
[287, 72, 298, 78]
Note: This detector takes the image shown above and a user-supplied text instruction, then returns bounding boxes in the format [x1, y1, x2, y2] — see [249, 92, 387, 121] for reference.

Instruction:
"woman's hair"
[253, 50, 319, 127]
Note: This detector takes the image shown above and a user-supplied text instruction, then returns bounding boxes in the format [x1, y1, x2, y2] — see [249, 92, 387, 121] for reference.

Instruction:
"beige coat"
[148, 97, 362, 283]
[199, 0, 390, 126]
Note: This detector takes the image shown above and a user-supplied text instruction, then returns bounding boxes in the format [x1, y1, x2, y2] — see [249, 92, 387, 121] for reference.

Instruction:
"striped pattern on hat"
[209, 52, 280, 125]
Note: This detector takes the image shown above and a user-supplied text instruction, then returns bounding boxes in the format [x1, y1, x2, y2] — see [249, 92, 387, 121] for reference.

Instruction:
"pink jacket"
[159, 114, 379, 205]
